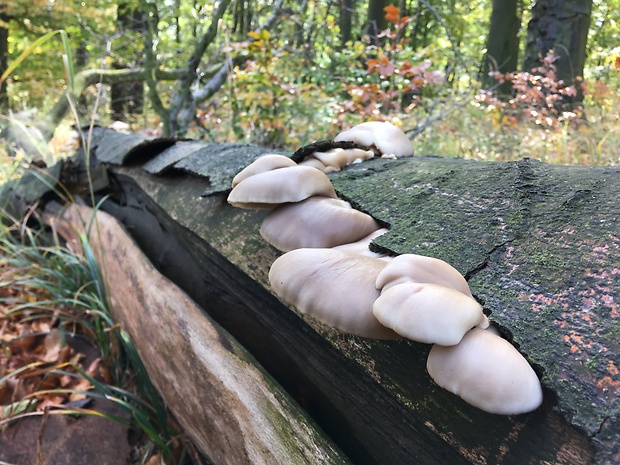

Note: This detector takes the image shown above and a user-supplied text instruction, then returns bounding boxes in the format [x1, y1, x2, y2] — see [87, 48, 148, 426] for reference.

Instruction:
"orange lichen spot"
[596, 376, 620, 393]
[608, 360, 619, 376]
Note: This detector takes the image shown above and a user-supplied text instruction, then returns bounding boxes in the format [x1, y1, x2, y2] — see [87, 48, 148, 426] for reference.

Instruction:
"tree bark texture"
[6, 129, 618, 464]
[111, 3, 146, 120]
[481, 0, 521, 93]
[523, 0, 593, 100]
[366, 0, 387, 42]
[48, 203, 351, 465]
[339, 0, 354, 45]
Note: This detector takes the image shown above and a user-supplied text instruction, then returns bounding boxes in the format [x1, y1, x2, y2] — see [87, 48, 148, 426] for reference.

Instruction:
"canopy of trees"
[0, 0, 618, 163]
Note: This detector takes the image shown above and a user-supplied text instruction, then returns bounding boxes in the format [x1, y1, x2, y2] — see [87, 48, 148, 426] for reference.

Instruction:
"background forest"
[0, 0, 619, 166]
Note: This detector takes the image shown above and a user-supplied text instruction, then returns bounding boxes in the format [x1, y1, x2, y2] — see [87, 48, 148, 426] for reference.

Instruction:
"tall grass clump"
[1, 31, 194, 464]
[0, 211, 190, 463]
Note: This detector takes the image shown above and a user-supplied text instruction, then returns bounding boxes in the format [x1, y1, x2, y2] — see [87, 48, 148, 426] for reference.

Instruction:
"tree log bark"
[8, 128, 618, 464]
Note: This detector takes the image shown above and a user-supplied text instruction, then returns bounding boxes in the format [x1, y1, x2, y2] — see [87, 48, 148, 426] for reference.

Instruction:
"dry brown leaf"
[144, 453, 163, 465]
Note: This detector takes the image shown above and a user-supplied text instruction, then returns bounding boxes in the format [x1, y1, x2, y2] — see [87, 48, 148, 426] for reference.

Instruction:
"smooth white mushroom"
[334, 121, 413, 158]
[375, 253, 473, 297]
[227, 165, 337, 209]
[307, 148, 375, 173]
[260, 196, 381, 252]
[333, 228, 391, 259]
[232, 154, 297, 188]
[426, 327, 543, 415]
[298, 157, 329, 171]
[269, 248, 399, 339]
[373, 282, 489, 346]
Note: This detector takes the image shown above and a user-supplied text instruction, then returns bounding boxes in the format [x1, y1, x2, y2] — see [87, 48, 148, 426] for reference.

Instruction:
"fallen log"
[86, 131, 616, 465]
[47, 203, 350, 465]
[5, 127, 618, 464]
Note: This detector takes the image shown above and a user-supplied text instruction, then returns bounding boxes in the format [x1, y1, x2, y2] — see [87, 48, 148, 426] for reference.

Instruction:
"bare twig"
[36, 406, 50, 465]
[167, 0, 232, 136]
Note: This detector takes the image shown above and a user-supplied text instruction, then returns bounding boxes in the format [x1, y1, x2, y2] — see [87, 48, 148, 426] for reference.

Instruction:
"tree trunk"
[365, 0, 387, 43]
[166, 0, 231, 137]
[0, 8, 9, 112]
[232, 0, 253, 37]
[522, 0, 592, 103]
[339, 0, 353, 46]
[480, 0, 521, 95]
[17, 128, 615, 464]
[111, 4, 146, 121]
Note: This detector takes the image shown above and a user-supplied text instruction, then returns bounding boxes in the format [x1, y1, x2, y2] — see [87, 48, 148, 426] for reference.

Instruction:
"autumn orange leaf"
[366, 54, 395, 77]
[384, 5, 400, 24]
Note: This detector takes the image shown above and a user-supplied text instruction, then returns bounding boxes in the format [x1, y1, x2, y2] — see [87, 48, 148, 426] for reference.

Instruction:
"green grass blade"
[0, 30, 67, 86]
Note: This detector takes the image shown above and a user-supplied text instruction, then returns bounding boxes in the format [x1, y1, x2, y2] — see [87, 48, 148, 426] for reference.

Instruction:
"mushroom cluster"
[227, 122, 543, 415]
[297, 121, 413, 173]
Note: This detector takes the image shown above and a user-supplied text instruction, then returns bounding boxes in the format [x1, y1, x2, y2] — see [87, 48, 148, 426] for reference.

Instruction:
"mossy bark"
[106, 156, 617, 465]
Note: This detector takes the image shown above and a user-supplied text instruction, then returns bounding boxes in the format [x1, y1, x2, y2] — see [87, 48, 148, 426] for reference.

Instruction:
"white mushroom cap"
[334, 121, 413, 158]
[309, 148, 374, 172]
[427, 328, 543, 415]
[372, 282, 489, 346]
[227, 165, 337, 209]
[375, 254, 472, 297]
[232, 154, 297, 188]
[333, 228, 391, 259]
[269, 248, 400, 339]
[298, 157, 329, 171]
[260, 197, 381, 252]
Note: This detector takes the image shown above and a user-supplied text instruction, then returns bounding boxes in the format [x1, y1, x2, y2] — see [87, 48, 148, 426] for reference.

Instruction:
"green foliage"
[0, 0, 618, 166]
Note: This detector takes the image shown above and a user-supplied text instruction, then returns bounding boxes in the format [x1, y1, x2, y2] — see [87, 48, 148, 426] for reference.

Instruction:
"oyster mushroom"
[231, 154, 297, 188]
[375, 253, 473, 296]
[304, 148, 375, 173]
[372, 282, 489, 346]
[426, 327, 543, 415]
[334, 121, 413, 158]
[260, 196, 381, 252]
[227, 165, 337, 209]
[269, 248, 399, 339]
[333, 228, 391, 259]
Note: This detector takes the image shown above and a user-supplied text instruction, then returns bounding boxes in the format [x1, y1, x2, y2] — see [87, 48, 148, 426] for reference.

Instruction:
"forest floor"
[0, 266, 135, 464]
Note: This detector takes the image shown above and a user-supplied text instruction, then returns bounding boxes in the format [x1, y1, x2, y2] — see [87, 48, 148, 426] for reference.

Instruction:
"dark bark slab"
[103, 161, 612, 465]
[87, 126, 174, 165]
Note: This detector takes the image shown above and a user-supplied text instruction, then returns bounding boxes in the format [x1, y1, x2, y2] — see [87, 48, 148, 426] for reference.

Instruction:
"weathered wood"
[103, 168, 601, 465]
[80, 131, 617, 465]
[48, 203, 351, 465]
[10, 129, 617, 464]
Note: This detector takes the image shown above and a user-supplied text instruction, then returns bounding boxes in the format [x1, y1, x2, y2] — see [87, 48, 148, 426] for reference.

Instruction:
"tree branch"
[167, 0, 232, 136]
[190, 0, 287, 106]
[142, 0, 170, 134]
[38, 67, 203, 141]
